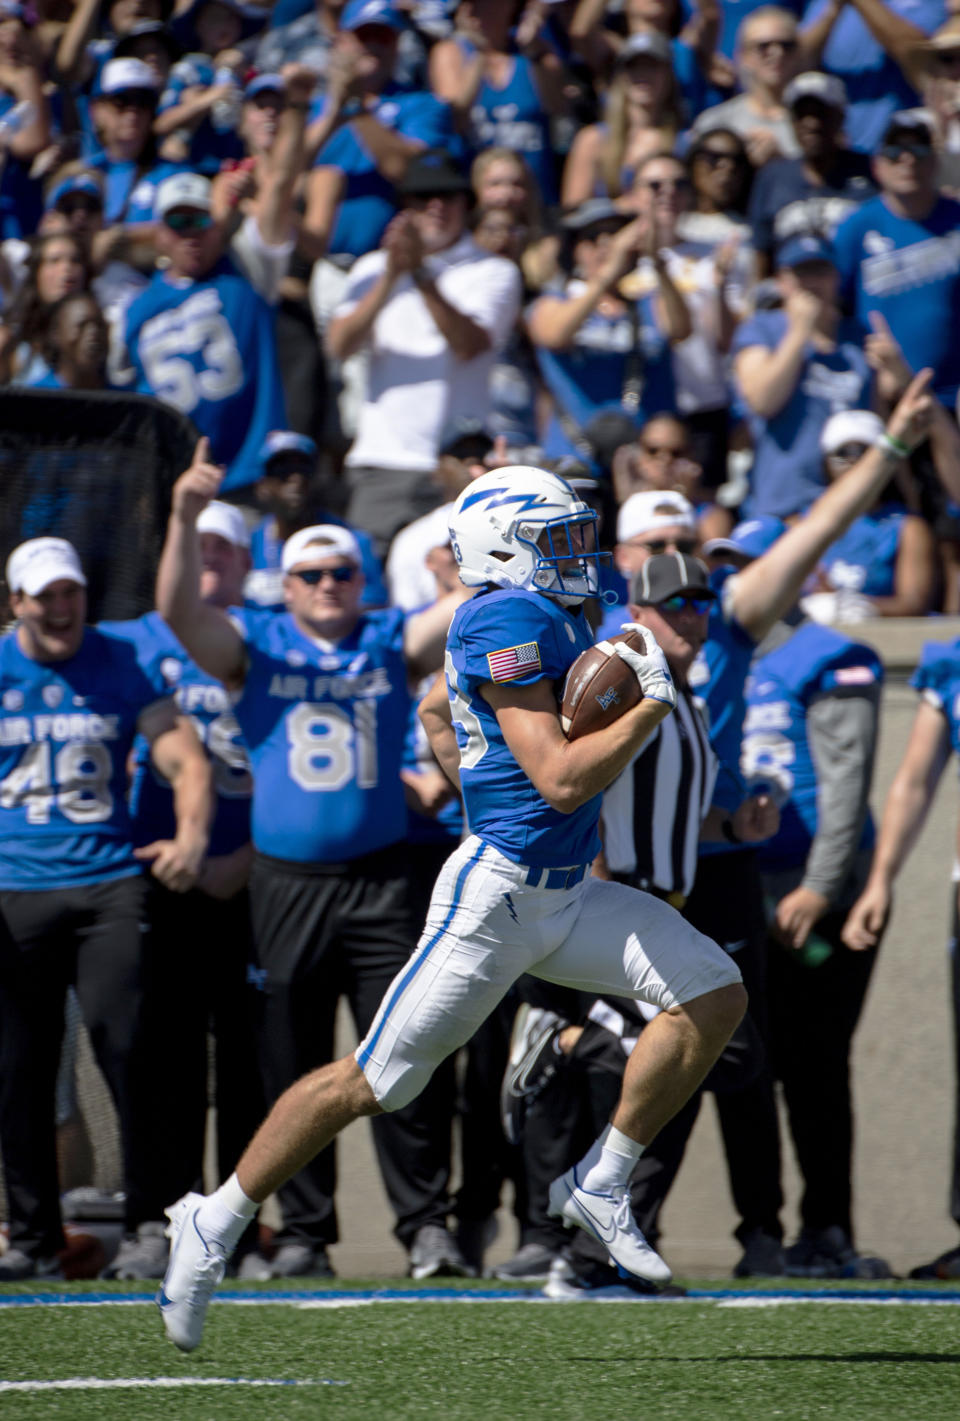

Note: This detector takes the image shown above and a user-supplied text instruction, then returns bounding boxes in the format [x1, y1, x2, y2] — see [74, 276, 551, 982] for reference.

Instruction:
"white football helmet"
[449, 466, 606, 605]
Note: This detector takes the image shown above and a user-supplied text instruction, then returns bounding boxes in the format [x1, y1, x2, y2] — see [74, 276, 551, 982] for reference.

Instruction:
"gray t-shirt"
[691, 94, 801, 160]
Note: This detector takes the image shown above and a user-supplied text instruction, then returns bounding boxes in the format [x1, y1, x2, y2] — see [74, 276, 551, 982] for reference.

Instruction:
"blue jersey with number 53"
[123, 260, 286, 491]
[446, 587, 599, 868]
[0, 627, 169, 889]
[229, 607, 411, 862]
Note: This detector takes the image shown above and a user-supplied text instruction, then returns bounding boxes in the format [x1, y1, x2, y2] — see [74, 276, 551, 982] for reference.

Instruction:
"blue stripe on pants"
[356, 843, 484, 1069]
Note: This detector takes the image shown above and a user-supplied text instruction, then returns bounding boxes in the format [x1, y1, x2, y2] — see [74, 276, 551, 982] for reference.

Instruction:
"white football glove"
[614, 623, 677, 709]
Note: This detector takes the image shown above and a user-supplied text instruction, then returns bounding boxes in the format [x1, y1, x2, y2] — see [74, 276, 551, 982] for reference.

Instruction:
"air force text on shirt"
[266, 666, 393, 702]
[861, 230, 960, 298]
[0, 712, 122, 748]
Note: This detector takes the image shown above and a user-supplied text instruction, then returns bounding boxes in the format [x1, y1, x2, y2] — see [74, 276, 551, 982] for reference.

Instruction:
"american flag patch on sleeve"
[486, 641, 542, 682]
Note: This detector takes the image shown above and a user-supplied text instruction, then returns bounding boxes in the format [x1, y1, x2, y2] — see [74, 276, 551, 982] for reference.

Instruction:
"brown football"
[559, 629, 647, 740]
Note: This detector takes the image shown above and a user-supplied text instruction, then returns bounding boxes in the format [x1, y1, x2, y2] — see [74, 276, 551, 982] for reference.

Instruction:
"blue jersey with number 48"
[123, 260, 286, 491]
[230, 607, 411, 862]
[446, 588, 599, 868]
[0, 627, 169, 890]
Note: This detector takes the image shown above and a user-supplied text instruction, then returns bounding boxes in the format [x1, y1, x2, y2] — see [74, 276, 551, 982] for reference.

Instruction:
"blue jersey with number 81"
[0, 627, 170, 889]
[230, 607, 411, 862]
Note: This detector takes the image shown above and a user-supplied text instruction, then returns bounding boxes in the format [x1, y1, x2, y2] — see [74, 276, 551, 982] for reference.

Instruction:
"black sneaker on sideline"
[408, 1224, 471, 1281]
[491, 1241, 560, 1282]
[500, 1005, 567, 1145]
[909, 1243, 960, 1280]
[733, 1227, 785, 1278]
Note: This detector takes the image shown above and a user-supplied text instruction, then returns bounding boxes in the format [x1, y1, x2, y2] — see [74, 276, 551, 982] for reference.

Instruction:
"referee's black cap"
[630, 552, 717, 606]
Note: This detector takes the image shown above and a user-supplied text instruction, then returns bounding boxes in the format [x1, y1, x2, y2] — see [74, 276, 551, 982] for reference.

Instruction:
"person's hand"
[325, 43, 366, 103]
[865, 309, 913, 403]
[91, 225, 129, 266]
[456, 5, 491, 52]
[706, 51, 737, 89]
[211, 161, 257, 218]
[171, 437, 225, 522]
[135, 836, 205, 893]
[743, 127, 781, 168]
[598, 215, 650, 285]
[732, 792, 780, 843]
[713, 235, 740, 288]
[886, 366, 934, 452]
[615, 623, 677, 708]
[515, 0, 547, 55]
[400, 767, 455, 818]
[213, 47, 246, 73]
[383, 210, 424, 277]
[772, 885, 830, 949]
[784, 285, 821, 338]
[841, 878, 890, 949]
[282, 61, 319, 107]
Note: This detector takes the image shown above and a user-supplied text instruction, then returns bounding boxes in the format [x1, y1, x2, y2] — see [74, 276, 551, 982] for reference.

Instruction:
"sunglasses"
[642, 443, 686, 457]
[879, 142, 933, 161]
[291, 565, 356, 585]
[826, 442, 870, 463]
[58, 195, 102, 216]
[163, 210, 213, 233]
[748, 37, 798, 55]
[934, 49, 960, 66]
[697, 149, 746, 168]
[640, 537, 698, 555]
[644, 178, 691, 195]
[659, 594, 713, 614]
[106, 91, 156, 110]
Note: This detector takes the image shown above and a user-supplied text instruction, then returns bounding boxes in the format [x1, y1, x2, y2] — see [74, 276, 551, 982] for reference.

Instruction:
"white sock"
[197, 1173, 259, 1250]
[576, 1124, 645, 1193]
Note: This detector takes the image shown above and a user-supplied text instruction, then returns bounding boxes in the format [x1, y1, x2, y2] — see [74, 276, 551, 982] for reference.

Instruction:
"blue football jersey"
[910, 637, 960, 760]
[123, 261, 287, 491]
[0, 626, 171, 890]
[229, 607, 411, 862]
[742, 623, 881, 873]
[445, 588, 599, 868]
[101, 613, 252, 858]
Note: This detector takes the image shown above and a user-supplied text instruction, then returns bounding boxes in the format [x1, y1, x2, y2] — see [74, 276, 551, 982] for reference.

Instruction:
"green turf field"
[2, 1281, 958, 1420]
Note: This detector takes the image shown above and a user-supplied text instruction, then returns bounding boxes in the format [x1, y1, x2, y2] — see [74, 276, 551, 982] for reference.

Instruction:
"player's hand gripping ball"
[559, 629, 649, 740]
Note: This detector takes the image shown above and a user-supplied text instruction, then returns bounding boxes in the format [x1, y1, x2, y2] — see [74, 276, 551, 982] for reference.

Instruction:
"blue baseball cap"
[0, 1, 35, 25]
[776, 234, 837, 270]
[45, 173, 104, 212]
[259, 431, 317, 469]
[244, 72, 285, 100]
[703, 515, 787, 562]
[341, 0, 404, 30]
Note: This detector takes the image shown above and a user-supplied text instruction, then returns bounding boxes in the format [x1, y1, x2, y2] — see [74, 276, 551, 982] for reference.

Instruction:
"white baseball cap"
[617, 490, 696, 543]
[6, 537, 87, 596]
[282, 524, 362, 572]
[820, 409, 885, 455]
[156, 171, 211, 219]
[196, 500, 251, 549]
[97, 57, 160, 96]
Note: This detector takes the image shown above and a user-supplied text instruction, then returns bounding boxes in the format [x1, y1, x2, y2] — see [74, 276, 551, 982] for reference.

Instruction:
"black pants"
[951, 889, 960, 1230]
[249, 847, 455, 1250]
[766, 905, 878, 1239]
[0, 876, 151, 1257]
[275, 298, 327, 449]
[139, 882, 264, 1215]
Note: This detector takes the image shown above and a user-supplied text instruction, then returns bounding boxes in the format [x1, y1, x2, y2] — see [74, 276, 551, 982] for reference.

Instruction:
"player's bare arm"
[156, 438, 248, 691]
[136, 703, 214, 894]
[484, 676, 673, 814]
[418, 670, 462, 792]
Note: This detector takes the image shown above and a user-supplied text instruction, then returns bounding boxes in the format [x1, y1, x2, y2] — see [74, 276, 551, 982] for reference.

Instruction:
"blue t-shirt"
[688, 565, 758, 842]
[732, 309, 872, 518]
[457, 40, 557, 205]
[446, 587, 600, 867]
[802, 0, 945, 153]
[530, 281, 676, 460]
[748, 152, 875, 264]
[88, 154, 189, 225]
[833, 193, 960, 406]
[820, 506, 907, 598]
[229, 606, 411, 862]
[246, 515, 388, 611]
[100, 612, 252, 858]
[404, 670, 463, 847]
[123, 260, 287, 490]
[743, 622, 881, 873]
[313, 86, 456, 259]
[910, 637, 960, 760]
[0, 625, 169, 890]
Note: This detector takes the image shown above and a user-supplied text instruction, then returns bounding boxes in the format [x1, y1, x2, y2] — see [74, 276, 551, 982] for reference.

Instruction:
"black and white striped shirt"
[602, 686, 717, 899]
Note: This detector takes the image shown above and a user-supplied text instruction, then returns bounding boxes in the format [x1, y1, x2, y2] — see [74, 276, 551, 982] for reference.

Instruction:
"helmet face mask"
[450, 466, 607, 606]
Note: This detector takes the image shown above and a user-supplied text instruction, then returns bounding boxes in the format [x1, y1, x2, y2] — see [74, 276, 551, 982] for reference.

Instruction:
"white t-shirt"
[386, 501, 454, 611]
[337, 235, 521, 472]
[230, 213, 294, 306]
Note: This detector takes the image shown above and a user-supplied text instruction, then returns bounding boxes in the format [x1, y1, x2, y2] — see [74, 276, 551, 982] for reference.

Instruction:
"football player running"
[157, 459, 746, 1352]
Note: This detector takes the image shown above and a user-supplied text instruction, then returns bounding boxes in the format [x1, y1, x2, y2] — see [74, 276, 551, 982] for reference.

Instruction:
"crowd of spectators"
[4, 0, 960, 1290]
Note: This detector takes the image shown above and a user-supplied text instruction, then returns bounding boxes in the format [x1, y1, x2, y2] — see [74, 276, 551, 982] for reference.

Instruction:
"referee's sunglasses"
[291, 565, 357, 585]
[658, 593, 713, 614]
